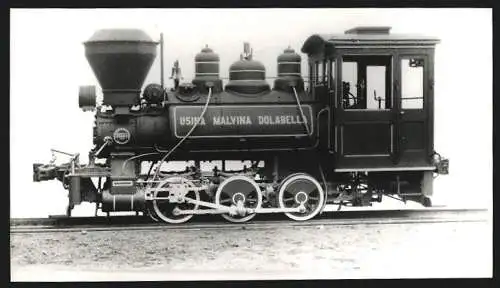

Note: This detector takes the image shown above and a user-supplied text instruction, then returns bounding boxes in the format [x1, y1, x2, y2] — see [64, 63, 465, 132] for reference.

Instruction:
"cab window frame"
[339, 53, 393, 111]
[399, 55, 426, 111]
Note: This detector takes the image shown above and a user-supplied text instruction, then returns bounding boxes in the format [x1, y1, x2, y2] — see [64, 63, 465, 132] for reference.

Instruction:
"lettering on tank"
[174, 105, 313, 138]
[212, 115, 252, 125]
[179, 116, 206, 126]
[258, 115, 306, 125]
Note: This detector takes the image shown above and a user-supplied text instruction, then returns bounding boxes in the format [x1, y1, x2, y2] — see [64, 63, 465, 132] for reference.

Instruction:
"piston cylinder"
[101, 189, 145, 212]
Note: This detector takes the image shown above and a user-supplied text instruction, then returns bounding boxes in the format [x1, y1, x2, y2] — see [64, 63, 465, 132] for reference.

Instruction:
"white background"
[10, 8, 492, 217]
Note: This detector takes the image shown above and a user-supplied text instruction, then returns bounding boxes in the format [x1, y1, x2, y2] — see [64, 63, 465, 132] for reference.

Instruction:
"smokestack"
[84, 29, 158, 107]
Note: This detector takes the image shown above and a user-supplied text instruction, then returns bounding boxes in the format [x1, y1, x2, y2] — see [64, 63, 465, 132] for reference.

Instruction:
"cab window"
[341, 55, 392, 110]
[401, 58, 424, 110]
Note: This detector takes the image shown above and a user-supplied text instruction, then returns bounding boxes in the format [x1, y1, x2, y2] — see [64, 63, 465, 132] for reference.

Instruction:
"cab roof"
[301, 26, 440, 54]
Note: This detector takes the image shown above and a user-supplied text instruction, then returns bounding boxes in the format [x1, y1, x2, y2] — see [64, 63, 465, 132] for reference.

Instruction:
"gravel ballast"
[10, 220, 491, 280]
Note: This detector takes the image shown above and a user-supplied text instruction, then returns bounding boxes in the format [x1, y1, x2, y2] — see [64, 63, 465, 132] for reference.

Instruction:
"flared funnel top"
[84, 29, 158, 93]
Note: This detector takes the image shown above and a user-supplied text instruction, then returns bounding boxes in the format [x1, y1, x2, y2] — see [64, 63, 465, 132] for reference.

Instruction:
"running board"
[335, 166, 436, 172]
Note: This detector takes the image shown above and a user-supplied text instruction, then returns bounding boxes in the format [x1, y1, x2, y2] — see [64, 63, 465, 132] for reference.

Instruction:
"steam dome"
[225, 59, 270, 94]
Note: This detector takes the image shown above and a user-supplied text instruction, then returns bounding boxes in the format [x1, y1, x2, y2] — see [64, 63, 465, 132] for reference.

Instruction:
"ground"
[10, 219, 492, 281]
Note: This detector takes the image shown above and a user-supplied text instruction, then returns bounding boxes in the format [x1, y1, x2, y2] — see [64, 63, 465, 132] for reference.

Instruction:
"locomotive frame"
[33, 26, 449, 223]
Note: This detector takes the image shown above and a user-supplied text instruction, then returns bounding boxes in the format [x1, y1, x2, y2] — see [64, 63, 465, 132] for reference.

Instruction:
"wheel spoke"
[152, 177, 200, 224]
[219, 198, 232, 204]
[216, 175, 263, 223]
[278, 173, 325, 221]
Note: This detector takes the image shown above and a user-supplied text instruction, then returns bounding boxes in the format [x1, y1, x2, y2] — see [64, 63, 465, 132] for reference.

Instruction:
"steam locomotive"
[33, 26, 449, 223]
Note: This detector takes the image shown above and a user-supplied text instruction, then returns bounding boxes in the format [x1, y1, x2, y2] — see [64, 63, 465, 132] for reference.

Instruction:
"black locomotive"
[33, 26, 449, 223]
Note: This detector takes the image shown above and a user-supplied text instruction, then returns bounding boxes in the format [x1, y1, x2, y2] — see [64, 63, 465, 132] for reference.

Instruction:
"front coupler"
[33, 149, 108, 216]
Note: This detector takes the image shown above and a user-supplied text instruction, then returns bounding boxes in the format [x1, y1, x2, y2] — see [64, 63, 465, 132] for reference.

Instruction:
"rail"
[10, 207, 489, 234]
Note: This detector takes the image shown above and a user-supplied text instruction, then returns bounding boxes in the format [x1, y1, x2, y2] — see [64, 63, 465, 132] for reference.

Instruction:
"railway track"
[10, 207, 489, 234]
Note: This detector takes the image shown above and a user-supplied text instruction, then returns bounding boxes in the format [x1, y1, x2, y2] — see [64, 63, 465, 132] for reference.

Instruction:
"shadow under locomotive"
[33, 27, 449, 224]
